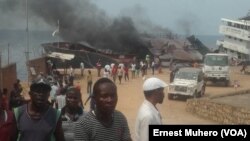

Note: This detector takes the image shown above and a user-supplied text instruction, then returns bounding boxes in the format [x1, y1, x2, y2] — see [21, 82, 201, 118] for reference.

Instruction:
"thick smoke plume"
[176, 13, 200, 37]
[1, 0, 150, 57]
[120, 4, 173, 38]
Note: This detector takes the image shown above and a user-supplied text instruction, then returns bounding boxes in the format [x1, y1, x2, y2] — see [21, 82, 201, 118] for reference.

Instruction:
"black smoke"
[1, 0, 151, 58]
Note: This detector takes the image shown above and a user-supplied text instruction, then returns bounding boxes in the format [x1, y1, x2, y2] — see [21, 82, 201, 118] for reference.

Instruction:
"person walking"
[135, 62, 140, 78]
[74, 78, 132, 141]
[55, 80, 66, 110]
[151, 60, 155, 75]
[124, 64, 129, 81]
[96, 60, 102, 77]
[69, 65, 74, 77]
[84, 92, 95, 111]
[2, 88, 9, 110]
[240, 61, 248, 74]
[12, 77, 65, 141]
[87, 70, 93, 95]
[80, 62, 85, 77]
[9, 83, 25, 110]
[15, 79, 23, 94]
[50, 81, 59, 108]
[103, 68, 109, 78]
[85, 70, 95, 111]
[170, 67, 179, 83]
[111, 63, 118, 83]
[56, 93, 66, 111]
[117, 66, 124, 84]
[131, 62, 136, 79]
[135, 77, 168, 141]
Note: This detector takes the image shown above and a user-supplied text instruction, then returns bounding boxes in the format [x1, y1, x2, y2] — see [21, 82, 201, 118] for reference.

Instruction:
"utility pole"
[0, 51, 2, 90]
[25, 0, 30, 84]
[57, 20, 60, 49]
[8, 43, 10, 65]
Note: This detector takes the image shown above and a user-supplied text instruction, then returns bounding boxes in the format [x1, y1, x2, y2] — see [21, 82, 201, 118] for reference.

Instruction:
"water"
[0, 30, 55, 80]
[196, 35, 222, 49]
[0, 30, 219, 81]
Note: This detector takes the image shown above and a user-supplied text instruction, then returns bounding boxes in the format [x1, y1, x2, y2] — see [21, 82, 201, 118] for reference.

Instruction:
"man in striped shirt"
[74, 78, 132, 141]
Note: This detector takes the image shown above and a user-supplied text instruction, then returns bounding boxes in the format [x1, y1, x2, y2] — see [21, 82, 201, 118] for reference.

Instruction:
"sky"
[0, 0, 250, 36]
[92, 0, 250, 35]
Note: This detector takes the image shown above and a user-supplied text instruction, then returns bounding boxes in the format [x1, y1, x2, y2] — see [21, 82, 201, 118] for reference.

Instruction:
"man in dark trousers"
[170, 67, 179, 83]
[240, 61, 248, 74]
[96, 60, 102, 77]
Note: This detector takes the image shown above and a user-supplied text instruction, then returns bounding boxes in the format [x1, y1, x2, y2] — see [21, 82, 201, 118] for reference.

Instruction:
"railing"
[216, 40, 249, 54]
[219, 25, 250, 41]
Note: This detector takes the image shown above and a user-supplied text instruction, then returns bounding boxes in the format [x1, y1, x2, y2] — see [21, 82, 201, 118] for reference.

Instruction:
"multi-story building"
[216, 12, 250, 61]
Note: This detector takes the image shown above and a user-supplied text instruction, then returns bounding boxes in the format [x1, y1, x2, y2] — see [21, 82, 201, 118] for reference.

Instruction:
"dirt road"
[76, 66, 249, 139]
[21, 65, 250, 140]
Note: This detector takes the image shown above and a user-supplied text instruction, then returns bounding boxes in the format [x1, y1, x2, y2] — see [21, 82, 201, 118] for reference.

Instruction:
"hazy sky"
[93, 0, 250, 35]
[0, 0, 250, 36]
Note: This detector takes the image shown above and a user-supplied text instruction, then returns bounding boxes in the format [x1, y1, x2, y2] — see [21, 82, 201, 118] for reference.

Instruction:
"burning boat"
[41, 41, 136, 68]
[145, 35, 210, 67]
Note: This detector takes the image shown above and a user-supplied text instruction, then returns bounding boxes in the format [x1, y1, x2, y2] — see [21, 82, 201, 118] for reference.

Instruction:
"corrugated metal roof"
[148, 38, 202, 62]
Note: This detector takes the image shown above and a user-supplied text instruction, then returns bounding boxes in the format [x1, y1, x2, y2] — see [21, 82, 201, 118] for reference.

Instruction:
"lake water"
[196, 35, 222, 49]
[0, 30, 56, 80]
[0, 30, 220, 81]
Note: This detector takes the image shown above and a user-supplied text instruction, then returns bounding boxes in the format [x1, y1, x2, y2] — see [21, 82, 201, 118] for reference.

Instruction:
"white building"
[216, 12, 250, 61]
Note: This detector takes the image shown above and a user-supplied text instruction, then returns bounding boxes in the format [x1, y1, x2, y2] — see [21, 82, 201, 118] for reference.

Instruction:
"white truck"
[202, 53, 230, 86]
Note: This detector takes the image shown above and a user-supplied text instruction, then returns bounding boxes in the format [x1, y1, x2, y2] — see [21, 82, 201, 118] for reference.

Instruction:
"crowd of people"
[94, 56, 162, 85]
[0, 55, 169, 141]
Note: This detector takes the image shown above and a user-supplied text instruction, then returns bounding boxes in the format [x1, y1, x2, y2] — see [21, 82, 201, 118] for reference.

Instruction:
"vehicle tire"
[168, 94, 174, 100]
[199, 86, 206, 96]
[224, 80, 230, 87]
[193, 91, 198, 99]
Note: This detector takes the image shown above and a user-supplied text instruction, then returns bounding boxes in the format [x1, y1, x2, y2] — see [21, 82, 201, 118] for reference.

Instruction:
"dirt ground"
[21, 65, 250, 140]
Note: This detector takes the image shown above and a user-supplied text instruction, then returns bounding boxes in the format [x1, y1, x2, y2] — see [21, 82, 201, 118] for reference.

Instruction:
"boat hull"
[42, 42, 134, 69]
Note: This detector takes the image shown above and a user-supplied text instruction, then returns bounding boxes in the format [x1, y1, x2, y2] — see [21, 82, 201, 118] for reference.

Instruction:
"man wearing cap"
[135, 77, 168, 141]
[12, 77, 65, 141]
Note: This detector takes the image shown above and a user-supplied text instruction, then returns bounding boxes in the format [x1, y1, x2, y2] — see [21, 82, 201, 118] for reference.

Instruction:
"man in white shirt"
[80, 62, 85, 77]
[104, 64, 111, 75]
[135, 77, 168, 141]
[151, 61, 155, 75]
[50, 81, 59, 108]
[56, 94, 66, 111]
[118, 62, 124, 70]
[131, 63, 136, 79]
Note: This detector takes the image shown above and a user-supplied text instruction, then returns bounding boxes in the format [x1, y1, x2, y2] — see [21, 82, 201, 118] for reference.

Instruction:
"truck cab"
[202, 53, 230, 86]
